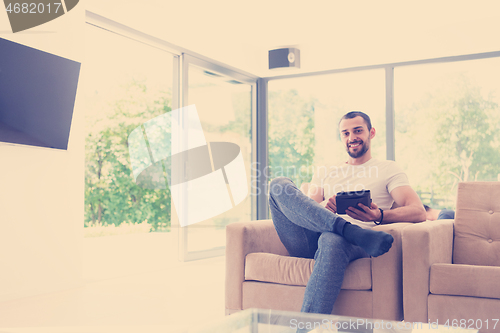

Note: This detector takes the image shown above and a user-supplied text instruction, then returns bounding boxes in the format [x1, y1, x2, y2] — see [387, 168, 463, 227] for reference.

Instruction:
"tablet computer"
[336, 190, 372, 214]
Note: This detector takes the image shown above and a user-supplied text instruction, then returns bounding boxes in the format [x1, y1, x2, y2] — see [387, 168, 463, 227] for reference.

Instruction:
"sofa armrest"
[371, 222, 413, 321]
[225, 219, 288, 314]
[401, 219, 454, 323]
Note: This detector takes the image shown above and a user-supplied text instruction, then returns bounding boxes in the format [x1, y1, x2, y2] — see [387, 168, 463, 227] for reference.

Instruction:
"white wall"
[0, 6, 85, 302]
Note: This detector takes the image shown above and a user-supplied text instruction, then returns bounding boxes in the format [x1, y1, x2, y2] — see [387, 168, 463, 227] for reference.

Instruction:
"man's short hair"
[339, 111, 372, 131]
[423, 204, 431, 211]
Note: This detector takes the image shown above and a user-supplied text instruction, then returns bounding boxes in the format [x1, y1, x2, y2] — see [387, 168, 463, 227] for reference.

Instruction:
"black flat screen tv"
[0, 37, 81, 150]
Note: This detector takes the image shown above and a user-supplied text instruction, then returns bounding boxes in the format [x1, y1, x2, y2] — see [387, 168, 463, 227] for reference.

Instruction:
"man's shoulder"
[369, 158, 405, 173]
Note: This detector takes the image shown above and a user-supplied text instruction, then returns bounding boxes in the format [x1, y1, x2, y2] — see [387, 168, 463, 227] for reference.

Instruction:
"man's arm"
[306, 184, 324, 204]
[382, 185, 426, 223]
[346, 185, 426, 223]
[308, 186, 339, 214]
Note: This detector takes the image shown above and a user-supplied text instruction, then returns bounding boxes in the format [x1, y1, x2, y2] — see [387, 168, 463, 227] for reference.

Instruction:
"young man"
[268, 111, 426, 315]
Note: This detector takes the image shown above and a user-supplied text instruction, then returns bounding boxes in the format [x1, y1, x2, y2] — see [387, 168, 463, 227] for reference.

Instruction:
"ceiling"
[86, 0, 500, 78]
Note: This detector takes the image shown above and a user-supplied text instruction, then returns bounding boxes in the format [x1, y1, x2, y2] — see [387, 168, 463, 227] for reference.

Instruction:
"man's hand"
[324, 194, 337, 214]
[346, 202, 382, 222]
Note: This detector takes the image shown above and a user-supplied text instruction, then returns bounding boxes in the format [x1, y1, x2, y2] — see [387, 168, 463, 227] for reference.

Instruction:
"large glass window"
[83, 24, 174, 235]
[395, 58, 500, 208]
[268, 70, 386, 188]
[182, 61, 253, 257]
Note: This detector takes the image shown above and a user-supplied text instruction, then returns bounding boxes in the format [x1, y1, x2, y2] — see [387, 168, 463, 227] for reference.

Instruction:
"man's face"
[339, 116, 374, 158]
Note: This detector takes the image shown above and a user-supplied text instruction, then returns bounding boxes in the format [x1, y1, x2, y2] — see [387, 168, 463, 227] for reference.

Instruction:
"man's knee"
[269, 177, 294, 197]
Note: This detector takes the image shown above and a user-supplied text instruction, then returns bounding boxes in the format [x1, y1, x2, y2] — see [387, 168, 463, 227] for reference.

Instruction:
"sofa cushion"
[453, 182, 500, 266]
[244, 252, 372, 290]
[430, 263, 500, 299]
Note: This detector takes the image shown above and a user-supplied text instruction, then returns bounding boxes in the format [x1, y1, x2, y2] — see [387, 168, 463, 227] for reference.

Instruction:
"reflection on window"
[268, 70, 386, 189]
[83, 25, 173, 235]
[186, 65, 252, 253]
[395, 58, 500, 209]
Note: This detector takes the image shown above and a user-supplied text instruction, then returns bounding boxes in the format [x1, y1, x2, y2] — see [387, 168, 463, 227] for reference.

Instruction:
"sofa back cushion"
[453, 182, 500, 266]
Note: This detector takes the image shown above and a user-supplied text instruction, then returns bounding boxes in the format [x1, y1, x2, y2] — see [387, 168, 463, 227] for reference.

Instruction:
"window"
[395, 58, 500, 208]
[83, 24, 175, 234]
[179, 58, 254, 259]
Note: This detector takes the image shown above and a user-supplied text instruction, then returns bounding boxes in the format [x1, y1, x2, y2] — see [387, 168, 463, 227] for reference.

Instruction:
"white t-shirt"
[310, 158, 410, 228]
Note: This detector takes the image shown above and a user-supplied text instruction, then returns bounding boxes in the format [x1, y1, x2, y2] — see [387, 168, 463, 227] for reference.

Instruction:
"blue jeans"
[269, 177, 369, 314]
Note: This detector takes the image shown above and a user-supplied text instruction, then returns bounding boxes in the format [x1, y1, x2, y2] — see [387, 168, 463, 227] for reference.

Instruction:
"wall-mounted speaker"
[268, 48, 300, 70]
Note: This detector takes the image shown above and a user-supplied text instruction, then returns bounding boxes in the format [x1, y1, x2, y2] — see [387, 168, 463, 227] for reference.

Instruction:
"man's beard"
[346, 139, 369, 158]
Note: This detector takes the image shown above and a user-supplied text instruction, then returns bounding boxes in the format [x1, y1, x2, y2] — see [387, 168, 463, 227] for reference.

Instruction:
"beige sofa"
[402, 182, 500, 331]
[225, 183, 412, 320]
